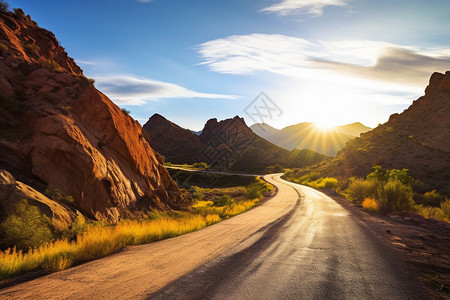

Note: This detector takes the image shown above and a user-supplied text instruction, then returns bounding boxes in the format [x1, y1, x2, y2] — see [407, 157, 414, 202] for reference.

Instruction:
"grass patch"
[0, 176, 269, 280]
[41, 58, 62, 72]
[283, 170, 339, 192]
[0, 213, 222, 280]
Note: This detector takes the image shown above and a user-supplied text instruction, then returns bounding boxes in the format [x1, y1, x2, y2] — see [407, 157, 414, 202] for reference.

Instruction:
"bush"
[24, 43, 40, 55]
[215, 195, 234, 206]
[0, 199, 54, 250]
[440, 198, 450, 222]
[0, 1, 9, 12]
[87, 78, 95, 85]
[362, 198, 378, 212]
[418, 198, 450, 223]
[414, 190, 444, 207]
[372, 180, 415, 215]
[244, 177, 271, 200]
[190, 186, 203, 201]
[345, 179, 378, 204]
[245, 185, 262, 199]
[121, 108, 130, 115]
[367, 165, 413, 186]
[193, 162, 208, 169]
[41, 58, 62, 72]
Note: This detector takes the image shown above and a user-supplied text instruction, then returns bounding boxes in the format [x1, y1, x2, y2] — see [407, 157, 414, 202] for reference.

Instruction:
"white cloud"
[198, 34, 450, 89]
[261, 0, 350, 16]
[94, 75, 238, 105]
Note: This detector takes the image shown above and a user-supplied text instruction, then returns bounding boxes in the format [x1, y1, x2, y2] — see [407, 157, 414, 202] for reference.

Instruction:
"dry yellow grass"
[0, 214, 222, 280]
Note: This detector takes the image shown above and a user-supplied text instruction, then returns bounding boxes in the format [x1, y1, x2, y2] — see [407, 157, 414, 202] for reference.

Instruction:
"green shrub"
[121, 108, 130, 115]
[25, 43, 40, 55]
[190, 186, 203, 201]
[372, 180, 415, 215]
[215, 195, 234, 206]
[41, 58, 62, 72]
[345, 179, 378, 203]
[193, 162, 208, 169]
[367, 165, 413, 186]
[245, 184, 262, 199]
[244, 178, 271, 200]
[0, 199, 54, 250]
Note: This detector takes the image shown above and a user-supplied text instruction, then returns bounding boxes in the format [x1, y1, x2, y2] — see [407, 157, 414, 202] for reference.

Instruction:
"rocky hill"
[311, 72, 450, 194]
[0, 9, 185, 224]
[143, 114, 327, 171]
[143, 114, 204, 164]
[250, 122, 371, 156]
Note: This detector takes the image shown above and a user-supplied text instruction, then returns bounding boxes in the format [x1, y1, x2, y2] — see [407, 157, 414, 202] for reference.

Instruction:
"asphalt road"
[0, 174, 427, 299]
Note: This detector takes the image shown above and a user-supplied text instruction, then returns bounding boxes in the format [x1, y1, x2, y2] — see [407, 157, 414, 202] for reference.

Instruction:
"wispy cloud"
[198, 34, 450, 89]
[94, 75, 237, 105]
[261, 0, 350, 16]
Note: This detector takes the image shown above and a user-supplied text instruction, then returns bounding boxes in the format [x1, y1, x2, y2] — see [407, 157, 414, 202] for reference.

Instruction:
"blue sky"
[8, 0, 450, 130]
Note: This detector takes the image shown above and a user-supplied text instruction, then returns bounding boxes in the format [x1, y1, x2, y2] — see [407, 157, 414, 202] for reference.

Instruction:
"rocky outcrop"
[0, 10, 185, 222]
[0, 169, 73, 231]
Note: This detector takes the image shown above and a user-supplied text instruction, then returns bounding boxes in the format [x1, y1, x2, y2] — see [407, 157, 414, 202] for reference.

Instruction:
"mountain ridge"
[250, 121, 371, 156]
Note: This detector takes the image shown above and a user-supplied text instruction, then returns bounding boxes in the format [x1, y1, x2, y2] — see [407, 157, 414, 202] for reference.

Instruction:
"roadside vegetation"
[283, 165, 449, 222]
[0, 173, 272, 281]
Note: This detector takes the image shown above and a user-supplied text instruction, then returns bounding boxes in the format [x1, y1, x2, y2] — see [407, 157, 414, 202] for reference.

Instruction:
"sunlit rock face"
[0, 10, 185, 222]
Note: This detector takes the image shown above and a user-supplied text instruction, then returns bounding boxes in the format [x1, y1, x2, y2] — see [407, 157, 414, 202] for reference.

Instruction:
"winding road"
[0, 174, 427, 299]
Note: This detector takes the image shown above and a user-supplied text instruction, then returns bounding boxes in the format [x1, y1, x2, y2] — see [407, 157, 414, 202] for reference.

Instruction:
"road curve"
[0, 174, 426, 299]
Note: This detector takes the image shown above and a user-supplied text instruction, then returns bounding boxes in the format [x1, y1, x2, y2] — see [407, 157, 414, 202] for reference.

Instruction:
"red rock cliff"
[0, 10, 185, 221]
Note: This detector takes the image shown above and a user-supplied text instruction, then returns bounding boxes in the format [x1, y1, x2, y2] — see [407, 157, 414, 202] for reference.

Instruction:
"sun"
[313, 120, 336, 131]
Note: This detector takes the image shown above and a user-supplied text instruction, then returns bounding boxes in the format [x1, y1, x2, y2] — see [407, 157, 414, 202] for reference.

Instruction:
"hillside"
[250, 122, 371, 156]
[311, 71, 450, 195]
[0, 9, 185, 224]
[143, 114, 327, 171]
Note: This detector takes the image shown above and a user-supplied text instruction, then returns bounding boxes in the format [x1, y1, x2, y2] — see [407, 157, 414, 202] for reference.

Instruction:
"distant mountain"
[250, 122, 371, 156]
[250, 123, 280, 140]
[335, 122, 372, 137]
[143, 115, 328, 172]
[311, 71, 450, 195]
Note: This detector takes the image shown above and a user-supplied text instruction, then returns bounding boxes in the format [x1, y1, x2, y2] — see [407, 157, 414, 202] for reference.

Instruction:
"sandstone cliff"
[0, 10, 185, 222]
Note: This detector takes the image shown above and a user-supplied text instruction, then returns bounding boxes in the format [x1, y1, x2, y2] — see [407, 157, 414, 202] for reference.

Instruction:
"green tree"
[0, 200, 53, 250]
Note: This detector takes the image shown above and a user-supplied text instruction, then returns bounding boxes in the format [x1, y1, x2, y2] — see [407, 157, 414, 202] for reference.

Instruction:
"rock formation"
[0, 9, 185, 222]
